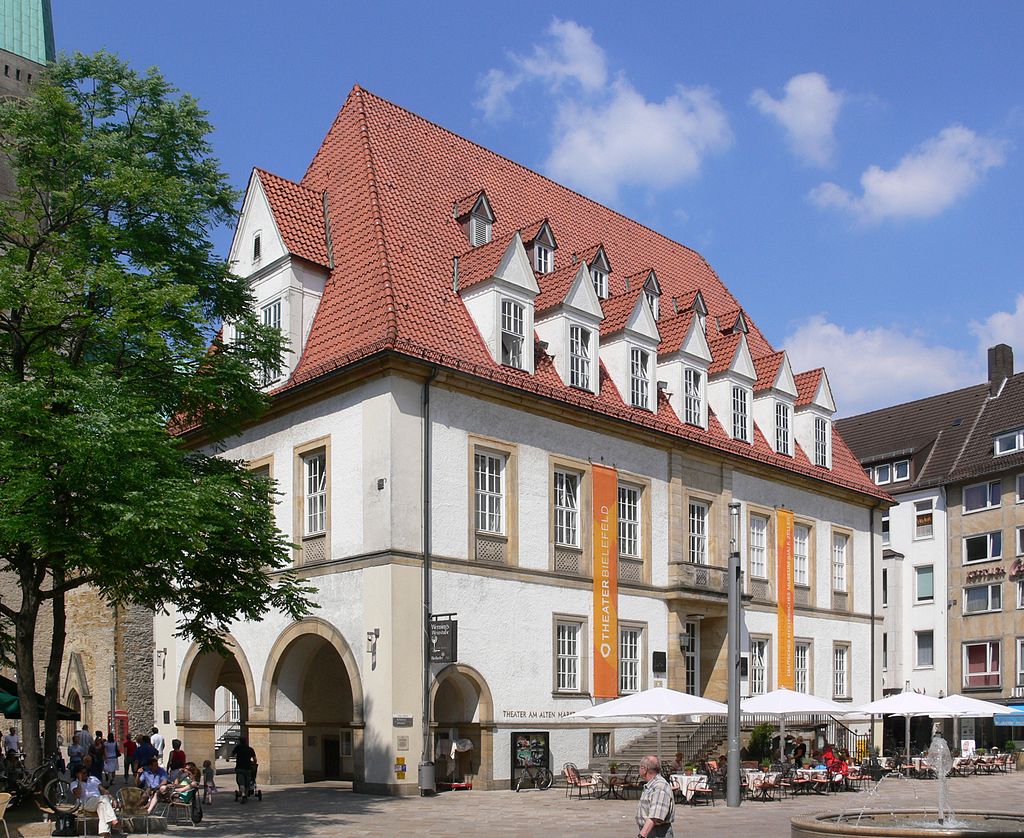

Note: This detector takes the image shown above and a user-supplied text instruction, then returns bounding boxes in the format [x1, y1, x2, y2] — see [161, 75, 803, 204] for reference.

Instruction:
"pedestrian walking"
[635, 755, 675, 838]
[122, 732, 136, 781]
[102, 731, 120, 786]
[150, 727, 165, 763]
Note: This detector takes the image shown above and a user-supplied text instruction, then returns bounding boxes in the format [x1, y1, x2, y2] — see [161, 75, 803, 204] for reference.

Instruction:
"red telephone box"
[108, 709, 129, 742]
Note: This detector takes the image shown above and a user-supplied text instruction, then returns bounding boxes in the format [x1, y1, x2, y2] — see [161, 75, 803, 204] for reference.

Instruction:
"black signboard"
[430, 619, 458, 663]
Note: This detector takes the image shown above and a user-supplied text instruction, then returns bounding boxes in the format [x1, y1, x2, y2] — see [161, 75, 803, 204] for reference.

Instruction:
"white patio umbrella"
[940, 694, 1024, 750]
[566, 687, 728, 763]
[853, 691, 958, 765]
[741, 688, 851, 760]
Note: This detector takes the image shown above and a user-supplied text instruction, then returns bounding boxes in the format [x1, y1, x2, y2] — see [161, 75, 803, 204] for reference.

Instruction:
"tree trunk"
[44, 578, 67, 757]
[14, 564, 43, 769]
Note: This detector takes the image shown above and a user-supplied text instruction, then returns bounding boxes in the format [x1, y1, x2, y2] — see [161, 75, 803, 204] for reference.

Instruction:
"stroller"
[234, 764, 263, 801]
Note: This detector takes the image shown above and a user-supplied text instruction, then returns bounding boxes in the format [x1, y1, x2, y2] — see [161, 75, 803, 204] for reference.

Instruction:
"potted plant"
[976, 748, 987, 756]
[684, 763, 696, 776]
[760, 758, 772, 771]
[608, 761, 618, 775]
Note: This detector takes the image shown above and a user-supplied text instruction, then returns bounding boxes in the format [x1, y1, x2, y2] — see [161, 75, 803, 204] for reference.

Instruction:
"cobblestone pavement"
[29, 771, 1009, 838]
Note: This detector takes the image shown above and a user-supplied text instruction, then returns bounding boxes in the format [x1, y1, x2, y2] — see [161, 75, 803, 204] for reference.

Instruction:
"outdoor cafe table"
[597, 774, 630, 800]
[669, 773, 707, 802]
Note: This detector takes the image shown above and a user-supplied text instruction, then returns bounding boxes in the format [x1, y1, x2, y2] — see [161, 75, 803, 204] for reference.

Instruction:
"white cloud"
[970, 293, 1024, 361]
[546, 79, 732, 201]
[750, 72, 843, 167]
[809, 125, 1008, 223]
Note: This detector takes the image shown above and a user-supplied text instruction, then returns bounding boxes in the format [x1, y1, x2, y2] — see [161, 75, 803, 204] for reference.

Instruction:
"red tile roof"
[754, 352, 785, 392]
[795, 369, 825, 406]
[254, 169, 330, 268]
[600, 289, 644, 337]
[656, 311, 696, 357]
[708, 333, 743, 375]
[453, 189, 486, 219]
[535, 260, 585, 315]
[255, 86, 884, 501]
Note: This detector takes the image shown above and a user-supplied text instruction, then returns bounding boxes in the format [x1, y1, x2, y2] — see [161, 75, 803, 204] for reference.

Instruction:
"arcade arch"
[430, 664, 494, 789]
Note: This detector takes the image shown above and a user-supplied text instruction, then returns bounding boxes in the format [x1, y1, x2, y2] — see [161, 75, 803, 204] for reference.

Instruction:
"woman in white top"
[71, 765, 120, 837]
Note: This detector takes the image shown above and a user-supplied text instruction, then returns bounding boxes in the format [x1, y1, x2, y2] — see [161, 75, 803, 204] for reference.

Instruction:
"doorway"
[323, 736, 341, 780]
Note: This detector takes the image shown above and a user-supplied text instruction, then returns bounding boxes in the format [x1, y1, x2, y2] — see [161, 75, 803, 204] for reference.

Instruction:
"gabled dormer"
[794, 369, 837, 468]
[716, 308, 749, 336]
[457, 231, 540, 374]
[752, 351, 799, 456]
[579, 244, 612, 299]
[224, 168, 331, 387]
[523, 219, 557, 274]
[642, 270, 662, 320]
[534, 262, 604, 394]
[600, 292, 660, 412]
[454, 189, 495, 247]
[657, 310, 712, 428]
[706, 333, 756, 443]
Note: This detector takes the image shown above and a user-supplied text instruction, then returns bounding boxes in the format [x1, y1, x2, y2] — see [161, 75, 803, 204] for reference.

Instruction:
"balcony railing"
[673, 561, 729, 595]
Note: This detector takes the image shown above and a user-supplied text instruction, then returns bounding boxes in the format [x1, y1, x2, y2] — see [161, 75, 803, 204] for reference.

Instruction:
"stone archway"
[430, 664, 495, 790]
[63, 689, 82, 746]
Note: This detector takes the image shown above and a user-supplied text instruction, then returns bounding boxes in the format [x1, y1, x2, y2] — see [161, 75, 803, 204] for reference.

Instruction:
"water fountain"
[791, 733, 1024, 836]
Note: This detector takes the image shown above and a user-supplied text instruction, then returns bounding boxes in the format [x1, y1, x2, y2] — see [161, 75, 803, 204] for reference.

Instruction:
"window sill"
[552, 692, 592, 699]
[832, 696, 852, 703]
[964, 610, 1003, 616]
[914, 599, 935, 606]
[302, 532, 327, 541]
[963, 507, 1000, 515]
[912, 536, 935, 542]
[913, 665, 935, 671]
[476, 530, 508, 541]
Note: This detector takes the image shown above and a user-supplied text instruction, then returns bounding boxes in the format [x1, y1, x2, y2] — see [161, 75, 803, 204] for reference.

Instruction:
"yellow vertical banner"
[592, 464, 619, 699]
[776, 508, 795, 689]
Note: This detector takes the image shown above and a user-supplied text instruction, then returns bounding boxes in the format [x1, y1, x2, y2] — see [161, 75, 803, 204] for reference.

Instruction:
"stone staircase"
[589, 722, 715, 770]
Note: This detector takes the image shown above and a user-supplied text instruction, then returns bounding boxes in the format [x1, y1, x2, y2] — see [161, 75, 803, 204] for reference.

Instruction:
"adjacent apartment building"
[174, 87, 890, 793]
[838, 345, 1024, 746]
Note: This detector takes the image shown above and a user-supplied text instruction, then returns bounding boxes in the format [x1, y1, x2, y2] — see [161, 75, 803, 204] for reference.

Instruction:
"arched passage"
[430, 664, 495, 789]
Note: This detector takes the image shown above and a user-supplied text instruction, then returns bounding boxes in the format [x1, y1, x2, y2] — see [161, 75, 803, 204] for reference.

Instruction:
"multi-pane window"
[964, 531, 1001, 563]
[592, 732, 610, 758]
[474, 452, 504, 534]
[229, 693, 240, 723]
[914, 500, 934, 539]
[995, 428, 1024, 456]
[555, 621, 581, 692]
[965, 480, 1001, 512]
[645, 289, 660, 320]
[554, 470, 580, 547]
[500, 299, 525, 369]
[750, 638, 768, 695]
[963, 641, 1000, 688]
[1018, 639, 1024, 688]
[303, 451, 327, 536]
[881, 514, 890, 546]
[775, 402, 791, 455]
[794, 524, 810, 586]
[732, 386, 749, 442]
[833, 645, 849, 698]
[915, 565, 934, 603]
[964, 583, 1002, 614]
[684, 367, 703, 426]
[794, 643, 810, 693]
[260, 299, 283, 385]
[916, 631, 934, 668]
[469, 214, 491, 246]
[832, 532, 848, 592]
[688, 501, 708, 564]
[591, 269, 608, 299]
[619, 626, 640, 694]
[569, 325, 592, 390]
[682, 621, 699, 695]
[534, 243, 553, 273]
[630, 348, 650, 409]
[749, 514, 768, 578]
[814, 417, 829, 467]
[618, 485, 640, 558]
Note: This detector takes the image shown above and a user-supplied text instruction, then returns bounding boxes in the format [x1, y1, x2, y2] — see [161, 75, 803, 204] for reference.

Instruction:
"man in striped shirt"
[635, 755, 675, 838]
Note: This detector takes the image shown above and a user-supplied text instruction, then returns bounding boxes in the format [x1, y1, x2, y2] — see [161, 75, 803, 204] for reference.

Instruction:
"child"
[202, 759, 216, 804]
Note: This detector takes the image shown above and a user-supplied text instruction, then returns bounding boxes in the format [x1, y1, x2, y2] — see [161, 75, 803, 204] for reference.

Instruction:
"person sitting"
[133, 734, 157, 775]
[670, 752, 684, 773]
[71, 765, 120, 837]
[792, 737, 807, 767]
[137, 756, 171, 813]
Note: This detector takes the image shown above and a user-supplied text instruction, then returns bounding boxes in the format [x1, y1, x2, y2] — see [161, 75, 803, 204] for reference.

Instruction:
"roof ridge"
[949, 390, 990, 474]
[843, 380, 989, 421]
[255, 167, 321, 196]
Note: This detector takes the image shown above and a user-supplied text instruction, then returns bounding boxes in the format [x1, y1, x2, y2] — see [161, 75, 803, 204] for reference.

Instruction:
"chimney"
[988, 343, 1013, 395]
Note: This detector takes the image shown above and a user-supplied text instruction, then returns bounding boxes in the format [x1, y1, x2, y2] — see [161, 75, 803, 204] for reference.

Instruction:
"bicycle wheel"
[536, 767, 554, 790]
[44, 778, 80, 813]
[514, 770, 525, 792]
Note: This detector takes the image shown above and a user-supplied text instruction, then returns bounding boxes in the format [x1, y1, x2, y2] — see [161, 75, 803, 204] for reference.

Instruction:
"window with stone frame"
[555, 619, 582, 693]
[688, 500, 708, 565]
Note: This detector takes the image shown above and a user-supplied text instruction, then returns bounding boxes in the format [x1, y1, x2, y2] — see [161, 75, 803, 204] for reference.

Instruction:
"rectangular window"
[914, 499, 934, 540]
[964, 531, 1002, 563]
[732, 386, 749, 442]
[474, 451, 504, 534]
[750, 638, 768, 696]
[591, 269, 608, 299]
[882, 633, 888, 670]
[500, 299, 525, 369]
[833, 645, 849, 698]
[832, 532, 848, 592]
[619, 626, 641, 694]
[617, 485, 640, 559]
[684, 367, 703, 426]
[749, 514, 768, 578]
[875, 463, 891, 485]
[229, 693, 240, 723]
[682, 621, 699, 695]
[1018, 639, 1024, 688]
[303, 451, 327, 536]
[1018, 525, 1024, 557]
[534, 243, 553, 273]
[995, 428, 1023, 456]
[965, 480, 1001, 512]
[555, 621, 581, 692]
[882, 567, 888, 607]
[814, 417, 829, 467]
[1018, 579, 1024, 609]
[794, 524, 810, 587]
[688, 501, 708, 565]
[592, 732, 610, 758]
[893, 459, 910, 481]
[645, 290, 660, 320]
[964, 583, 1002, 614]
[775, 402, 791, 455]
[794, 642, 810, 693]
[1017, 474, 1023, 503]
[553, 470, 580, 547]
[963, 641, 1000, 688]
[630, 347, 650, 409]
[881, 514, 890, 546]
[916, 631, 934, 668]
[569, 325, 591, 390]
[915, 565, 934, 603]
[260, 299, 283, 384]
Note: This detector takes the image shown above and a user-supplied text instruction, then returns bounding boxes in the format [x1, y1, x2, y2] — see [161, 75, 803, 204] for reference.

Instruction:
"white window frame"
[474, 451, 505, 534]
[963, 531, 1002, 564]
[914, 499, 934, 540]
[1018, 578, 1024, 610]
[995, 428, 1024, 456]
[963, 583, 1002, 614]
[617, 484, 641, 559]
[963, 640, 1000, 689]
[964, 480, 1001, 513]
[1017, 474, 1024, 503]
[534, 243, 553, 273]
[833, 645, 849, 699]
[794, 524, 810, 587]
[500, 298, 525, 369]
[832, 532, 848, 592]
[469, 213, 491, 246]
[1018, 638, 1024, 688]
[260, 298, 283, 385]
[555, 620, 582, 693]
[732, 385, 750, 442]
[618, 625, 642, 695]
[749, 514, 768, 579]
[688, 500, 708, 565]
[591, 268, 608, 299]
[1018, 525, 1024, 557]
[794, 642, 810, 693]
[553, 470, 580, 548]
[775, 401, 792, 455]
[750, 638, 769, 696]
[645, 289, 660, 320]
[569, 325, 592, 391]
[814, 417, 830, 467]
[303, 450, 327, 537]
[915, 565, 934, 603]
[881, 513, 890, 547]
[683, 367, 704, 427]
[874, 463, 891, 485]
[682, 620, 700, 696]
[229, 692, 241, 723]
[915, 630, 934, 669]
[893, 459, 910, 481]
[630, 347, 651, 410]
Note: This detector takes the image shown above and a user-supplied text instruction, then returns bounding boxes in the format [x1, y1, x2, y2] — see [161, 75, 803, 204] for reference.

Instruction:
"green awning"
[0, 675, 80, 720]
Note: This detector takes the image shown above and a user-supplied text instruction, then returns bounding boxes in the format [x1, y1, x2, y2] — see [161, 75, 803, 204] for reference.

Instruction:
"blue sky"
[55, 1, 1024, 415]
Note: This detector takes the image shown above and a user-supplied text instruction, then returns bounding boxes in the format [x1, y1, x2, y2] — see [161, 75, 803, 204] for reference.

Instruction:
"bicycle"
[6, 753, 64, 808]
[515, 760, 553, 792]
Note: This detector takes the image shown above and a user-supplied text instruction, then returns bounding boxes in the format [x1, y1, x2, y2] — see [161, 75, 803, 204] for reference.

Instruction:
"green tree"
[0, 52, 312, 768]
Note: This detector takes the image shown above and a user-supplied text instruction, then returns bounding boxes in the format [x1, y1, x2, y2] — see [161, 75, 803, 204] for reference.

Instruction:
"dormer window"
[569, 325, 592, 390]
[732, 385, 750, 442]
[591, 268, 608, 299]
[775, 401, 792, 455]
[252, 231, 262, 263]
[456, 190, 496, 247]
[684, 367, 704, 426]
[630, 347, 651, 409]
[469, 214, 492, 246]
[534, 243, 554, 274]
[814, 417, 831, 467]
[500, 299, 525, 369]
[645, 288, 660, 320]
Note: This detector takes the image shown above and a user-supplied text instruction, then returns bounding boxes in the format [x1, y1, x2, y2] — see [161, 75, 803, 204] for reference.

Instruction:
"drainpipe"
[870, 505, 877, 750]
[419, 369, 438, 795]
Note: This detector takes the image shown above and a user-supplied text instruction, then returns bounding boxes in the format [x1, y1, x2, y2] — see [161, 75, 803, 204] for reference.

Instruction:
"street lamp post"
[726, 500, 743, 808]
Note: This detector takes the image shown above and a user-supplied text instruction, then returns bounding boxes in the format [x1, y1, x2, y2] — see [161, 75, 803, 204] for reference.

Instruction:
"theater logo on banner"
[776, 508, 795, 689]
[592, 464, 619, 698]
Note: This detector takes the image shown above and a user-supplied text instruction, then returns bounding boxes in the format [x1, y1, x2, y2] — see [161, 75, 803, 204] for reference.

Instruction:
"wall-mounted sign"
[1009, 558, 1024, 580]
[393, 715, 414, 727]
[430, 619, 458, 663]
[965, 566, 1006, 584]
[776, 508, 795, 690]
[592, 464, 619, 699]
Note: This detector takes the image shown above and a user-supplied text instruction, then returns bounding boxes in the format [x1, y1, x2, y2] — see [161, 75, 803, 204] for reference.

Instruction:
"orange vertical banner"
[776, 508, 795, 689]
[592, 464, 619, 698]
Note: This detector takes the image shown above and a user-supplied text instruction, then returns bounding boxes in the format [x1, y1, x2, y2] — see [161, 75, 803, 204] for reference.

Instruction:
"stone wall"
[119, 605, 155, 733]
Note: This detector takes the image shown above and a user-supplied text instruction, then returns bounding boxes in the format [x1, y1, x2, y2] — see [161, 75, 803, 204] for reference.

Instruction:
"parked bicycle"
[3, 752, 65, 808]
[515, 759, 553, 792]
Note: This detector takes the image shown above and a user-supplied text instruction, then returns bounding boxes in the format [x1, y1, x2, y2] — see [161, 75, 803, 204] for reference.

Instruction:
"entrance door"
[323, 736, 341, 780]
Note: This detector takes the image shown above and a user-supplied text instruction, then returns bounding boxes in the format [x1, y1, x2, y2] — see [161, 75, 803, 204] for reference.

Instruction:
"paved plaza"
[10, 771, 1021, 838]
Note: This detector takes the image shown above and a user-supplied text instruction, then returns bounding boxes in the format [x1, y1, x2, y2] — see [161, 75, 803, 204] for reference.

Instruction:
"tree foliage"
[0, 52, 313, 765]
